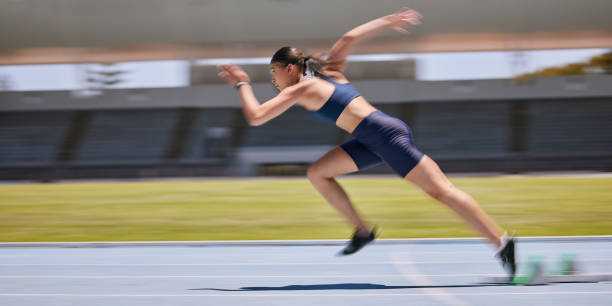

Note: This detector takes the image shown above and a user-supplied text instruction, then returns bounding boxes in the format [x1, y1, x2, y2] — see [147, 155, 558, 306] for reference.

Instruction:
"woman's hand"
[327, 7, 422, 70]
[383, 7, 422, 34]
[217, 64, 251, 85]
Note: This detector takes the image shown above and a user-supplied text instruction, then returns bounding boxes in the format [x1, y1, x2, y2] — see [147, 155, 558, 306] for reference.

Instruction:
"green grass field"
[0, 176, 611, 242]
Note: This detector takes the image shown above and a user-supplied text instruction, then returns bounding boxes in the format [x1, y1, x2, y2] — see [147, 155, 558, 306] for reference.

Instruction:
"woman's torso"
[297, 71, 376, 133]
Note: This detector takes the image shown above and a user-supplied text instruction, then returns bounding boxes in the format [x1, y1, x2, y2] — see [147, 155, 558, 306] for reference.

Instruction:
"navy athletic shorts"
[340, 110, 424, 177]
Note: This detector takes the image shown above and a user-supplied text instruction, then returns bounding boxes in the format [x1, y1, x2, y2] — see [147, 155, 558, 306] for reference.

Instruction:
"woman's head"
[269, 46, 342, 90]
[269, 46, 307, 90]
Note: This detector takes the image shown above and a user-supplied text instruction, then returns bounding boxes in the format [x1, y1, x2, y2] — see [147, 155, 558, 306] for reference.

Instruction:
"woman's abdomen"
[336, 96, 377, 133]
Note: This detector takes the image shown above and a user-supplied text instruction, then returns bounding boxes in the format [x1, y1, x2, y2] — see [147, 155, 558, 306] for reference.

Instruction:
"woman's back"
[298, 71, 377, 133]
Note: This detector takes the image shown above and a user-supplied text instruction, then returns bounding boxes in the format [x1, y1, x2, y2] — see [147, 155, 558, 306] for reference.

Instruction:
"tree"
[515, 51, 612, 83]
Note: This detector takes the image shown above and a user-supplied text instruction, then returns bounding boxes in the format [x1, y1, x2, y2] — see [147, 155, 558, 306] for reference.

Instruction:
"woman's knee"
[425, 184, 455, 202]
[307, 163, 326, 182]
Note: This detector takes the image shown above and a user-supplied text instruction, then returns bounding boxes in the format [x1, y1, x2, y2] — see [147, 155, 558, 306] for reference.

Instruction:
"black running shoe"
[496, 237, 517, 278]
[338, 227, 377, 256]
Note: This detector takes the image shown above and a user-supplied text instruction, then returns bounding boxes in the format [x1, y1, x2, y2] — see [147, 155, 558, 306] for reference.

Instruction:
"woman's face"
[269, 62, 299, 91]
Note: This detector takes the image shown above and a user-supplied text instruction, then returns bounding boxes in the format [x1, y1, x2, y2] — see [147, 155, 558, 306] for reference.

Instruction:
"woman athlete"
[218, 8, 517, 278]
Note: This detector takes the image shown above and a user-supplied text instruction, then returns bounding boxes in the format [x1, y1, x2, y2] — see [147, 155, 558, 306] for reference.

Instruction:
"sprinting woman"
[217, 8, 516, 277]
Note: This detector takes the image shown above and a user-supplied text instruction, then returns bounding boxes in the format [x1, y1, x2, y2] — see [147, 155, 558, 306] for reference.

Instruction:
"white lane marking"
[1, 249, 610, 257]
[0, 292, 611, 297]
[0, 261, 494, 266]
[0, 272, 610, 279]
[0, 273, 506, 279]
[2, 258, 611, 266]
[0, 251, 499, 257]
[390, 252, 469, 306]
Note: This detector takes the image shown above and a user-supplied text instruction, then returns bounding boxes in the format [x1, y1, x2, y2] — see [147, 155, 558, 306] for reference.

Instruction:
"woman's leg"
[404, 155, 505, 247]
[307, 146, 371, 235]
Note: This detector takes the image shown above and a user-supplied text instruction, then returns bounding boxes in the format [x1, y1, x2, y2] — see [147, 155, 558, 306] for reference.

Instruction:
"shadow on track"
[192, 282, 519, 291]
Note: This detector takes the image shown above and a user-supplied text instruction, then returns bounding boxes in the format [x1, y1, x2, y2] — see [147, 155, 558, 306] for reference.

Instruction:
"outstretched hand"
[217, 64, 251, 85]
[384, 7, 422, 34]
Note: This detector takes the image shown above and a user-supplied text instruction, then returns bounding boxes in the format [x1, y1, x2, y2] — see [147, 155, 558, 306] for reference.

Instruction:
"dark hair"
[270, 46, 343, 72]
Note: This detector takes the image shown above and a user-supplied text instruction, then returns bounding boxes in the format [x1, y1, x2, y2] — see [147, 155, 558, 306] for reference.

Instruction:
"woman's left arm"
[218, 64, 306, 126]
[326, 8, 422, 69]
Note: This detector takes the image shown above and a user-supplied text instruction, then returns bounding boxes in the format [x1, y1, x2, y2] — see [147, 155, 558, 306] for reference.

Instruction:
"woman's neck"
[299, 73, 312, 82]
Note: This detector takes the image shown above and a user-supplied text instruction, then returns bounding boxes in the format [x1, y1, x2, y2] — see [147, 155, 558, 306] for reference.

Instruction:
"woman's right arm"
[326, 8, 422, 70]
[217, 64, 308, 126]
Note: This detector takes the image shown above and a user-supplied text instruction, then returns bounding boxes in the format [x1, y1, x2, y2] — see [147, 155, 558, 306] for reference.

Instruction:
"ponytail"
[303, 52, 344, 73]
[271, 47, 344, 73]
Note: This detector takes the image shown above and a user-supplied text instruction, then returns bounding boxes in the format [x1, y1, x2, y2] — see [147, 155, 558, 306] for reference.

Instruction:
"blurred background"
[1, 0, 611, 181]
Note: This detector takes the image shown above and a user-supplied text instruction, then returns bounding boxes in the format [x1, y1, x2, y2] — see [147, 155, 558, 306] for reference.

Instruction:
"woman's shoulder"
[317, 69, 350, 84]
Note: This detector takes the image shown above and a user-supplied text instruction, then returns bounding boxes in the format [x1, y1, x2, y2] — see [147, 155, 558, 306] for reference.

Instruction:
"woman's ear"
[287, 64, 296, 74]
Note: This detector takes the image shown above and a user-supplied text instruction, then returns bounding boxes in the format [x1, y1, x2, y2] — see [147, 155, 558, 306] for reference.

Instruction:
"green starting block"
[483, 253, 611, 285]
[545, 253, 611, 283]
[511, 255, 547, 285]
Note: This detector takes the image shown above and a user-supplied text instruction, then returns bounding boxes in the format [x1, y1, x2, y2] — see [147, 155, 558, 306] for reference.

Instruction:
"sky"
[0, 48, 608, 91]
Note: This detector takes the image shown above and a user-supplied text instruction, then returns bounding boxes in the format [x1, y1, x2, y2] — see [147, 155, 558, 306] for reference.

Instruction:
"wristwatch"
[234, 81, 250, 90]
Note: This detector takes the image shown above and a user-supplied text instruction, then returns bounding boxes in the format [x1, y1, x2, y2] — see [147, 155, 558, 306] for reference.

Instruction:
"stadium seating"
[181, 108, 237, 161]
[74, 109, 178, 163]
[415, 101, 509, 158]
[528, 99, 612, 155]
[0, 111, 71, 165]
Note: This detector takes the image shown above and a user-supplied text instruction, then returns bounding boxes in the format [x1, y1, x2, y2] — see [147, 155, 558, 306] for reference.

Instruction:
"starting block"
[483, 253, 612, 285]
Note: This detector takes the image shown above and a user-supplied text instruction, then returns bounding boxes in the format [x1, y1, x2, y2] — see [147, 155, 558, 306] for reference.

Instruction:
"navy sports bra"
[309, 71, 361, 123]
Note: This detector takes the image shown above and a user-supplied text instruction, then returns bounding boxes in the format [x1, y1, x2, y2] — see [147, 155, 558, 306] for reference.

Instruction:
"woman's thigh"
[403, 155, 454, 195]
[308, 146, 361, 179]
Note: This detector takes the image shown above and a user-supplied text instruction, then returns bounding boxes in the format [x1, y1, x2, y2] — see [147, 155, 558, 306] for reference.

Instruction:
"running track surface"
[1, 237, 611, 306]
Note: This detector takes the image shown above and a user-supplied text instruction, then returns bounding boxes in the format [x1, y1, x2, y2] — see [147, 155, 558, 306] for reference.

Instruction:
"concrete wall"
[1, 75, 611, 111]
[1, 75, 611, 180]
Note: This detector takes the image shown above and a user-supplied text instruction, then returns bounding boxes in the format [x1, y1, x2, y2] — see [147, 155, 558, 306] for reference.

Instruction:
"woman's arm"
[217, 64, 307, 126]
[326, 8, 422, 70]
[236, 82, 306, 126]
